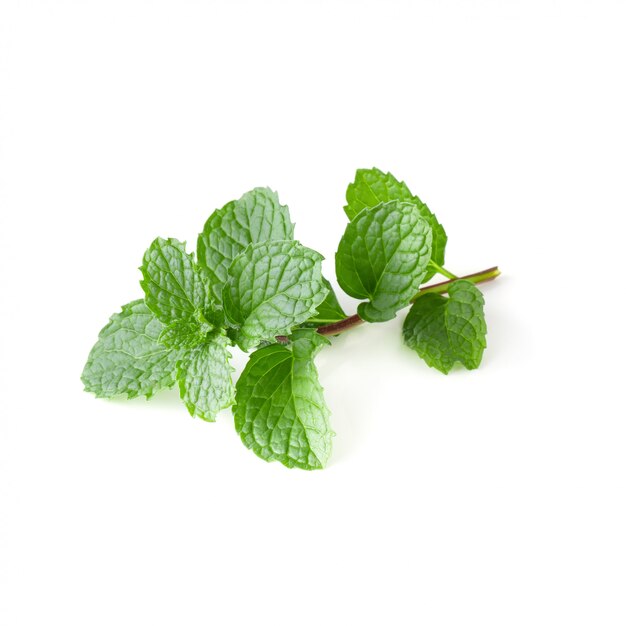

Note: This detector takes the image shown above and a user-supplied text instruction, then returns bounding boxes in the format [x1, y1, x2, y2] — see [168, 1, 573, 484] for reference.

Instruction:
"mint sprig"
[82, 168, 500, 470]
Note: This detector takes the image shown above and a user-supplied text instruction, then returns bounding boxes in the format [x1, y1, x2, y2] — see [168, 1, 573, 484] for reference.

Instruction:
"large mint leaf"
[234, 330, 332, 470]
[176, 333, 235, 421]
[335, 201, 432, 323]
[344, 168, 447, 280]
[303, 277, 347, 326]
[196, 187, 295, 302]
[402, 280, 487, 374]
[222, 240, 328, 350]
[81, 300, 181, 399]
[140, 237, 209, 325]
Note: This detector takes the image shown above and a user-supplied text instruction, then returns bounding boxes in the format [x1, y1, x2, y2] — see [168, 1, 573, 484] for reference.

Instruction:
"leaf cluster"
[82, 170, 491, 469]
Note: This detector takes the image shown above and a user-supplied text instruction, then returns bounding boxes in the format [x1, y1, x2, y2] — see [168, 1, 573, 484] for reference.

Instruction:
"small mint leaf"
[234, 329, 332, 470]
[196, 188, 295, 302]
[140, 237, 210, 325]
[81, 300, 182, 399]
[222, 240, 328, 350]
[176, 333, 235, 421]
[344, 167, 414, 220]
[344, 168, 447, 281]
[403, 280, 487, 374]
[335, 201, 432, 323]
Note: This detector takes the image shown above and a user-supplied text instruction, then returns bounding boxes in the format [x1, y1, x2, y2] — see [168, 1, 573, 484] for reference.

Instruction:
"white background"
[1, 1, 625, 624]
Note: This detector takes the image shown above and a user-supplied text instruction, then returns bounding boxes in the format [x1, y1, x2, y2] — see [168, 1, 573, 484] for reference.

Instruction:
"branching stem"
[428, 260, 457, 280]
[315, 266, 500, 337]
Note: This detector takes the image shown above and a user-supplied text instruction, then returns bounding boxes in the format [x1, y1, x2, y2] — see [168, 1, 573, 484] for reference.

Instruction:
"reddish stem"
[275, 266, 500, 342]
[316, 265, 500, 337]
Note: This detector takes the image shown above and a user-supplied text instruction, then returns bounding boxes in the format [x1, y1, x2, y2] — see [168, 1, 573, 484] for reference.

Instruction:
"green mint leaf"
[344, 168, 447, 281]
[302, 277, 347, 326]
[335, 201, 432, 323]
[344, 167, 414, 220]
[82, 300, 182, 399]
[176, 332, 235, 421]
[140, 237, 210, 326]
[222, 240, 328, 350]
[196, 187, 295, 302]
[234, 329, 332, 469]
[402, 280, 487, 374]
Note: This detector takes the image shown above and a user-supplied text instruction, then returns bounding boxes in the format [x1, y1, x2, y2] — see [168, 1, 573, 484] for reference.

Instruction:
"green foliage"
[140, 237, 211, 325]
[82, 169, 496, 469]
[197, 187, 294, 302]
[176, 333, 235, 421]
[344, 168, 447, 281]
[344, 167, 414, 220]
[336, 200, 432, 322]
[222, 240, 328, 350]
[403, 280, 487, 374]
[81, 300, 182, 399]
[234, 330, 332, 470]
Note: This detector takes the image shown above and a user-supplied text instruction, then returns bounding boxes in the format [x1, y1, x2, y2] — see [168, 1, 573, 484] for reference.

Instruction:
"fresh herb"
[222, 240, 327, 350]
[82, 169, 500, 469]
[336, 200, 432, 322]
[403, 280, 487, 374]
[234, 330, 333, 469]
